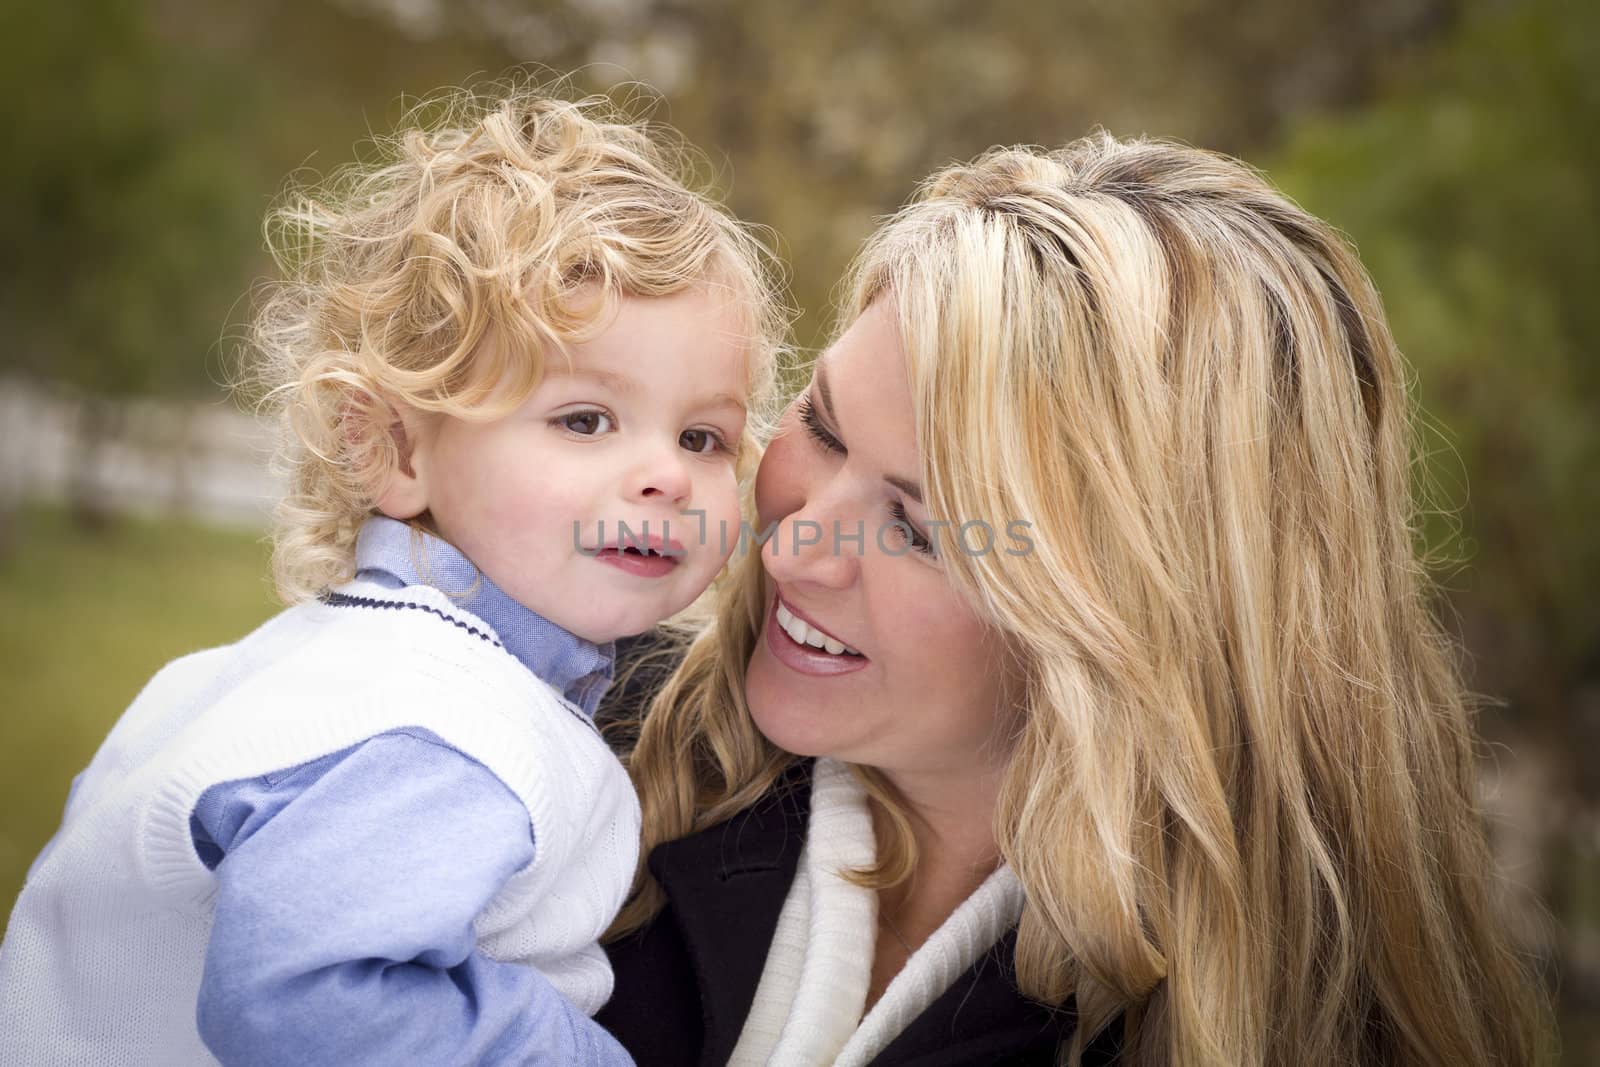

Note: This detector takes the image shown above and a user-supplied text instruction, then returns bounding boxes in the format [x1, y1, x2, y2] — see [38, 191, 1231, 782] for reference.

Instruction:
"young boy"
[0, 87, 783, 1065]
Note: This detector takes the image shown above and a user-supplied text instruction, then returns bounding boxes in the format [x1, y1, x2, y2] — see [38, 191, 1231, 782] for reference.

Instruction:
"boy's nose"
[628, 445, 692, 506]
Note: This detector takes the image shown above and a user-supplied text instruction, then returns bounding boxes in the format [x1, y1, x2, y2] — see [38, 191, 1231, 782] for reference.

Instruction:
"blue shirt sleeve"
[190, 728, 633, 1066]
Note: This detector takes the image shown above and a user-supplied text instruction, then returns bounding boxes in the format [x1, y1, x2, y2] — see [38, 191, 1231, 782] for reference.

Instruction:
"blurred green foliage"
[0, 4, 260, 397]
[0, 0, 1453, 384]
[1272, 0, 1599, 741]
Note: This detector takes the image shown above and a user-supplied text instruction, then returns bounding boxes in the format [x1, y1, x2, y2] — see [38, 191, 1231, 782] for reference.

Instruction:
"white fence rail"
[0, 378, 284, 529]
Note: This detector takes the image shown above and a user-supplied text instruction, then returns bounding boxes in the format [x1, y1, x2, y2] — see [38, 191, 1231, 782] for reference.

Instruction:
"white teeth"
[775, 600, 860, 657]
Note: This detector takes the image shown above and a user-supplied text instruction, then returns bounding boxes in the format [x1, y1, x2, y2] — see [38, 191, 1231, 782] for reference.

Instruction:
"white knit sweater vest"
[728, 759, 1024, 1067]
[0, 579, 640, 1067]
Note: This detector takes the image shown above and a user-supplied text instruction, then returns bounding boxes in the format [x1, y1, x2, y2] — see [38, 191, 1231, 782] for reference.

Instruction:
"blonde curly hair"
[243, 83, 787, 602]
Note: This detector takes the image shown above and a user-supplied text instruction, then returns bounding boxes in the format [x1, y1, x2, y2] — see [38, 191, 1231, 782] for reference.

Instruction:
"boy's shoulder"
[132, 580, 548, 744]
[288, 579, 592, 734]
[134, 584, 484, 695]
[147, 579, 611, 803]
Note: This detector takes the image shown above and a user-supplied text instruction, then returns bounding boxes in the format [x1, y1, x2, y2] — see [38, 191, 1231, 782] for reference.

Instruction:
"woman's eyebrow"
[816, 362, 838, 423]
[818, 361, 924, 503]
[885, 475, 923, 504]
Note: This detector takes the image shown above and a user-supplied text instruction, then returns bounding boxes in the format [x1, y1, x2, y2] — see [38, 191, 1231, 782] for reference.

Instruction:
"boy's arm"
[191, 728, 633, 1067]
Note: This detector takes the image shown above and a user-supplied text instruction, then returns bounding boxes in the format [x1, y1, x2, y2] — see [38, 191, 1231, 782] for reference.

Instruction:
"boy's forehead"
[543, 288, 754, 401]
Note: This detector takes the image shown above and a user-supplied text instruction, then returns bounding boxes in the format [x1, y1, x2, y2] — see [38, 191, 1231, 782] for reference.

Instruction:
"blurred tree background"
[0, 0, 1594, 1055]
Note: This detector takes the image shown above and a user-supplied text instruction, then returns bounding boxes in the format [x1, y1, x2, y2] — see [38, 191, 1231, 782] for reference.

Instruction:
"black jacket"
[596, 760, 1122, 1066]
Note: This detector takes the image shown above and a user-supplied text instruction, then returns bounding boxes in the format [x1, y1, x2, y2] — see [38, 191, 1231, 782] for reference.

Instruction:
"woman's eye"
[888, 500, 937, 558]
[556, 410, 612, 436]
[797, 394, 844, 455]
[679, 428, 726, 454]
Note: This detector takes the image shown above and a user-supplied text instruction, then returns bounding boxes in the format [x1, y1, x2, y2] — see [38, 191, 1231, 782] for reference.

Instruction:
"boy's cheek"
[735, 440, 762, 484]
[705, 491, 745, 564]
[710, 480, 744, 525]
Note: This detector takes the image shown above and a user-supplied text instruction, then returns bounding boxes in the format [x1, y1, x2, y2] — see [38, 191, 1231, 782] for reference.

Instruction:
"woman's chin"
[745, 643, 845, 758]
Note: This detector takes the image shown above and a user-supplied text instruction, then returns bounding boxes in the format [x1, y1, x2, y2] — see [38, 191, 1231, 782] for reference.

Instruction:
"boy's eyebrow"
[557, 367, 745, 415]
[703, 393, 748, 413]
[560, 368, 640, 394]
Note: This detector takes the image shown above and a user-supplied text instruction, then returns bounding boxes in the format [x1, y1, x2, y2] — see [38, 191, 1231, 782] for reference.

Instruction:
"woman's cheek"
[753, 426, 806, 529]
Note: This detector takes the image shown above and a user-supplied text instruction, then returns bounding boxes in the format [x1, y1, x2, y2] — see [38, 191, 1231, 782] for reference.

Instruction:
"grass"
[0, 506, 277, 914]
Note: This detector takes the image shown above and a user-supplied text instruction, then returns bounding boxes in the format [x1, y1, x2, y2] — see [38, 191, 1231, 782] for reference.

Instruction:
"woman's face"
[744, 300, 1018, 780]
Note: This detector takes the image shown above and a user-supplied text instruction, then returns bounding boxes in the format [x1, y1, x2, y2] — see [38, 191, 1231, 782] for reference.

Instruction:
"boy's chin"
[567, 612, 666, 646]
[558, 584, 710, 645]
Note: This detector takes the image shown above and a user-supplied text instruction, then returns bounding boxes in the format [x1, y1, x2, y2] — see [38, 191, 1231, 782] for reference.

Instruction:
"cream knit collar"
[729, 759, 1024, 1066]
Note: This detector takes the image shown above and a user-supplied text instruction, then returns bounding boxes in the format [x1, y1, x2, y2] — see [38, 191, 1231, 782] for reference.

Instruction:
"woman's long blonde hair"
[615, 134, 1553, 1065]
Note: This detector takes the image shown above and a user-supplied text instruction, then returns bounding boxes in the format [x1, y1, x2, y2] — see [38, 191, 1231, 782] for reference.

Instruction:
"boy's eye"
[557, 410, 612, 436]
[679, 428, 725, 454]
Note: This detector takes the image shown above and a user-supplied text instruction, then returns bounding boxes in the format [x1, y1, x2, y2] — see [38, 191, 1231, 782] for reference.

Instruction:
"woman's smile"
[762, 592, 870, 676]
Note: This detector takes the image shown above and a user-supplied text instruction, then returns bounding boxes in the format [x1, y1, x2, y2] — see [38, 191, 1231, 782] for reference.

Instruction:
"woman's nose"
[763, 499, 861, 590]
[754, 426, 861, 589]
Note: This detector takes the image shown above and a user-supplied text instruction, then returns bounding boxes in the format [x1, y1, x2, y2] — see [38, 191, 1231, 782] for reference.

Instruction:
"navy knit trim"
[320, 590, 600, 736]
[320, 591, 504, 649]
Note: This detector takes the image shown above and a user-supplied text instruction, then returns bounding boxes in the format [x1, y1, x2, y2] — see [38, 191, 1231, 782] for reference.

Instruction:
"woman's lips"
[763, 596, 870, 676]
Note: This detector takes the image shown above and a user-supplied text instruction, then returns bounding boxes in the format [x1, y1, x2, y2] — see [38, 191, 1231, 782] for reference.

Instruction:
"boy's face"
[389, 287, 751, 644]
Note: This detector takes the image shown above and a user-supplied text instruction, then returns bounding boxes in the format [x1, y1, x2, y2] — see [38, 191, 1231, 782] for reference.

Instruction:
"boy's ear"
[370, 404, 432, 521]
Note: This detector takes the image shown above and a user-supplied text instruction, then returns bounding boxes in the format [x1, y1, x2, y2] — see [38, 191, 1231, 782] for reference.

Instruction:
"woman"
[597, 134, 1553, 1065]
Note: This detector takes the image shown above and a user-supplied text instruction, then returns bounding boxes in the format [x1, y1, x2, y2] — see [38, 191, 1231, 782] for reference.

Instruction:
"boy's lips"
[585, 527, 687, 579]
[588, 530, 687, 556]
[589, 544, 681, 578]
